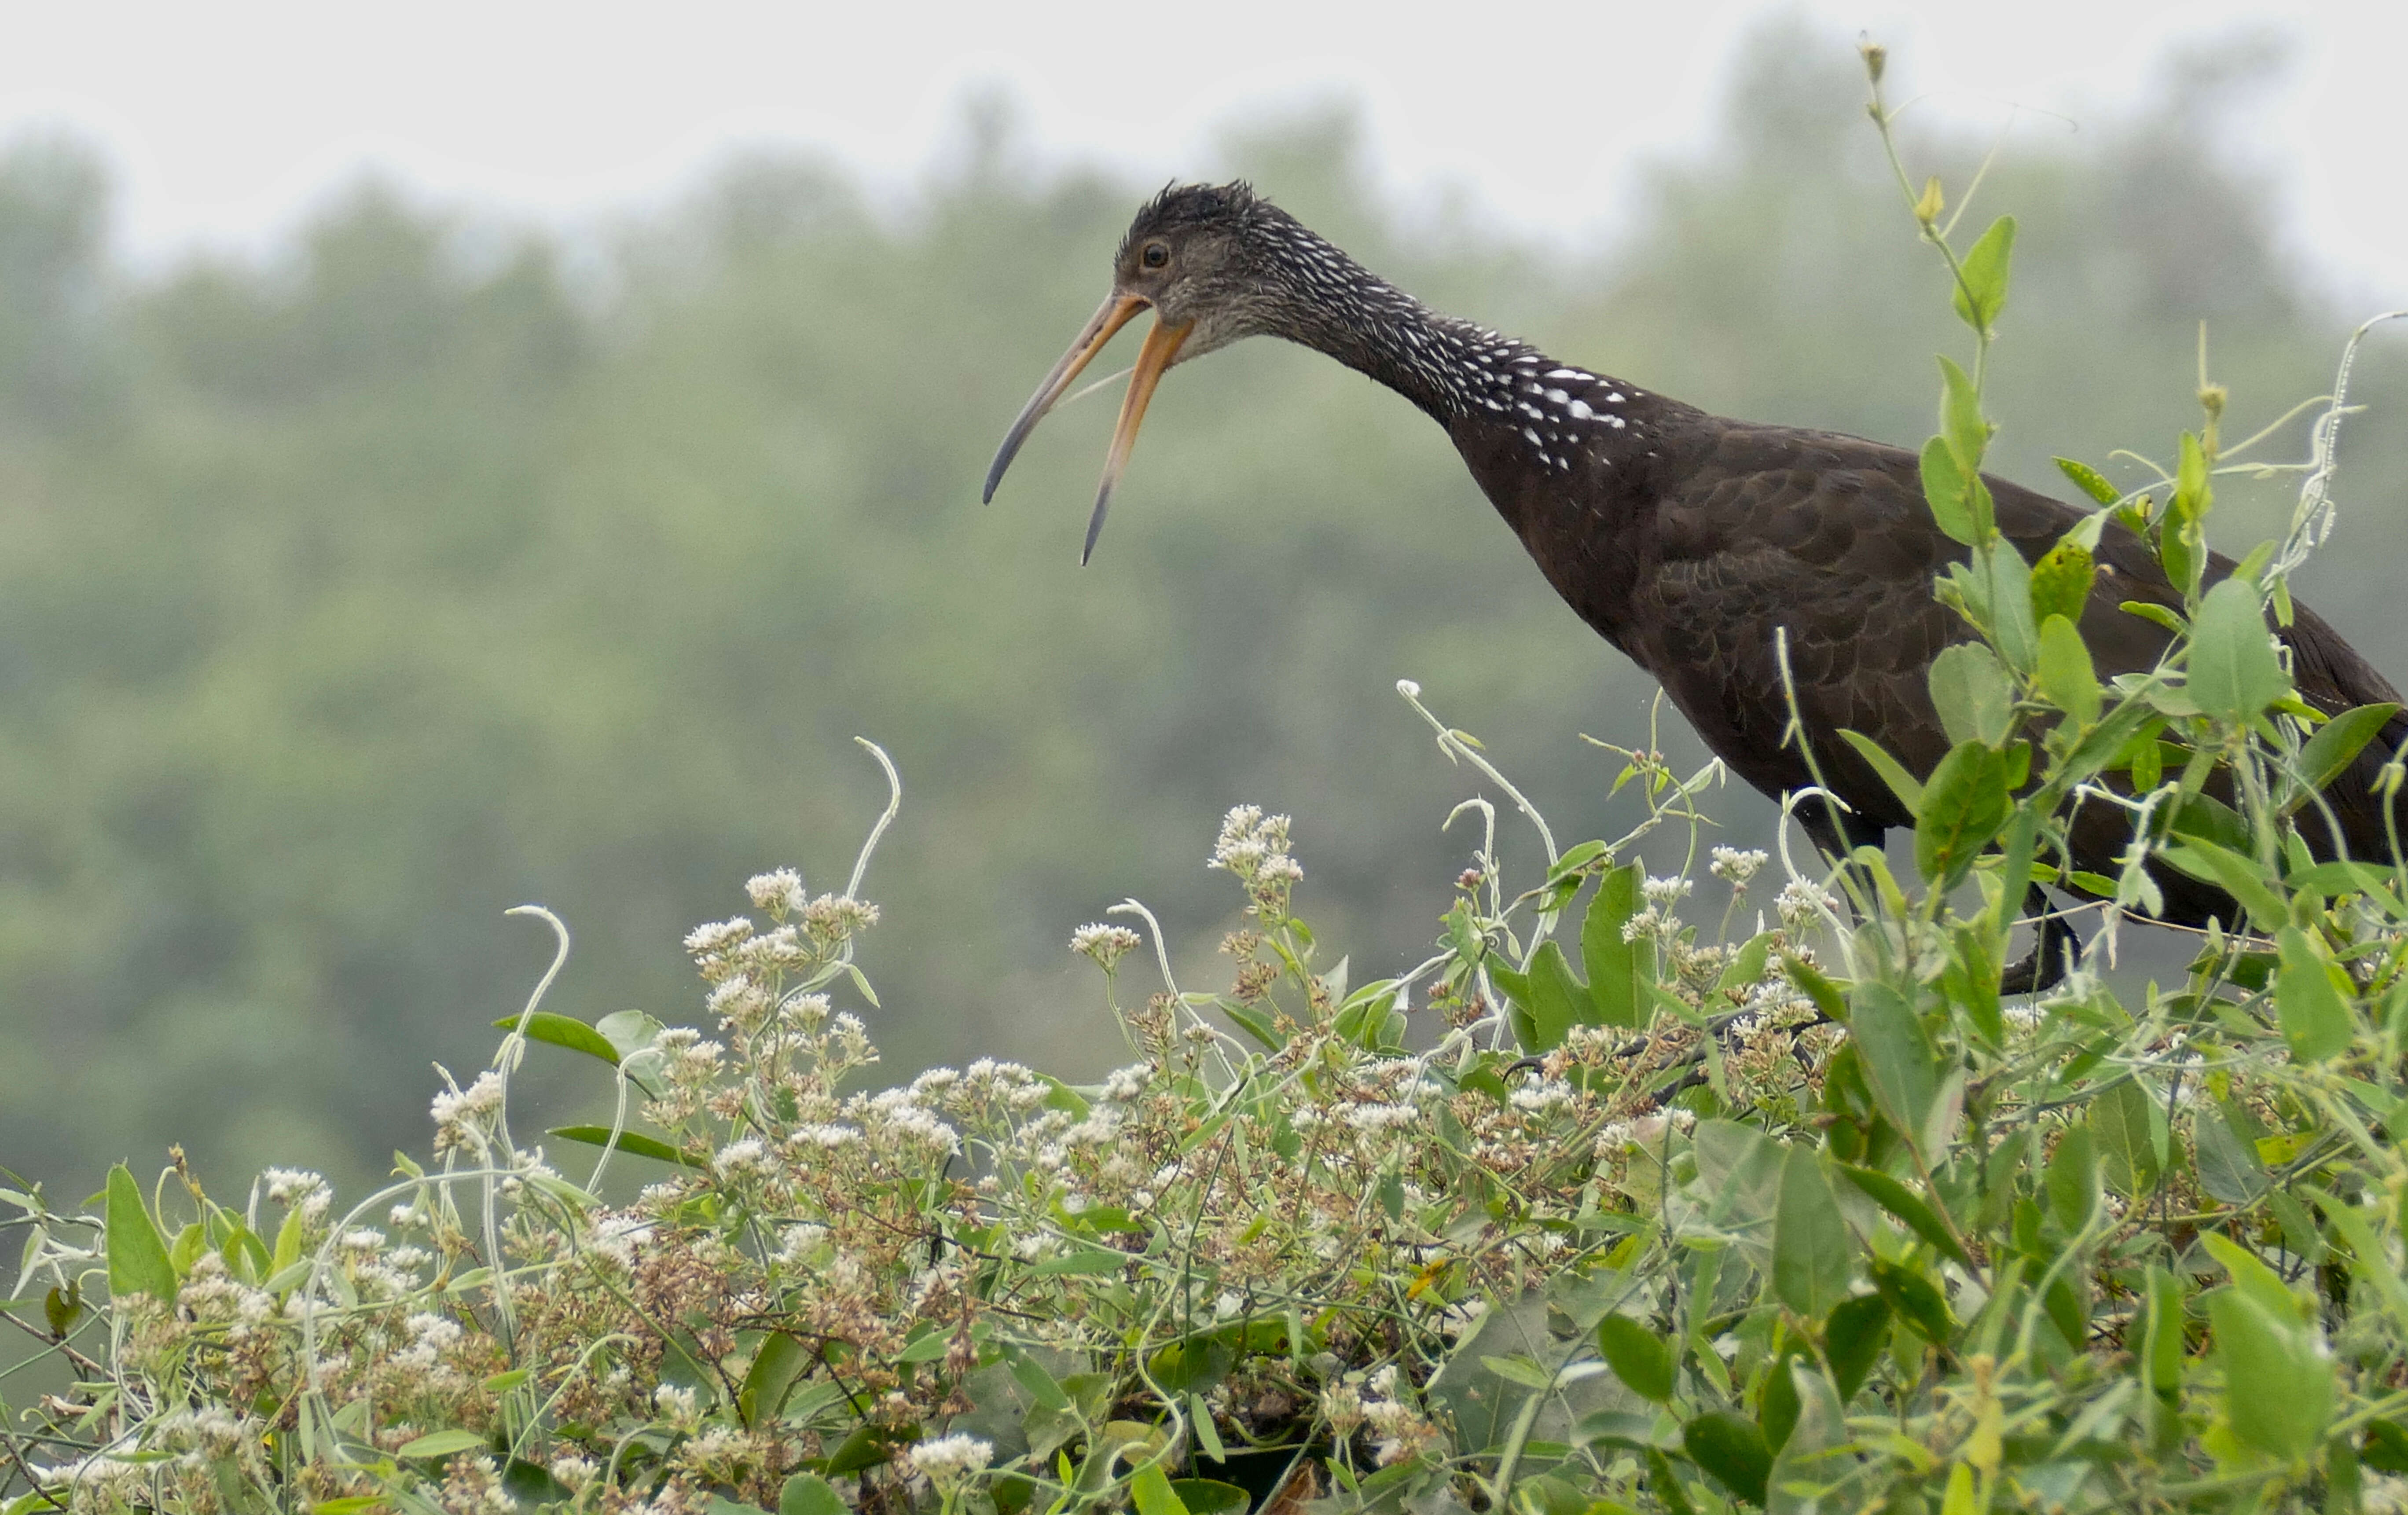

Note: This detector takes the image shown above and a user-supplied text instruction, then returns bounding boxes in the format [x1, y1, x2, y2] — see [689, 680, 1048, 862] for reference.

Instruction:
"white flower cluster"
[1070, 922, 1142, 971]
[1709, 846, 1769, 885]
[1208, 806, 1303, 886]
[907, 1432, 995, 1488]
[429, 1071, 505, 1155]
[745, 867, 809, 914]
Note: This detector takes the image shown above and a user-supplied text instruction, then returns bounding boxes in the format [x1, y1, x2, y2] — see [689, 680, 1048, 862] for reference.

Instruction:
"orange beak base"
[983, 292, 1193, 563]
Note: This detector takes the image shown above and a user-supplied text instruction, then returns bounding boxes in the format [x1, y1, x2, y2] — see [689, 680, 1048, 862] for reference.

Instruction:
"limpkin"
[983, 182, 2406, 984]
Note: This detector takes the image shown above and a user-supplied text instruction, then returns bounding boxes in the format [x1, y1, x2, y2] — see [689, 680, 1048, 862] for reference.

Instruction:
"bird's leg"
[1999, 884, 2076, 996]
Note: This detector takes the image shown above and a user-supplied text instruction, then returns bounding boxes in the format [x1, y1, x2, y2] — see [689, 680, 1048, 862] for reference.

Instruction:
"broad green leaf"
[1927, 643, 2016, 749]
[2192, 1104, 2268, 1204]
[1596, 1315, 1675, 1404]
[1936, 356, 1989, 478]
[597, 1009, 670, 1061]
[2293, 702, 2401, 796]
[1850, 985, 1940, 1152]
[1951, 215, 2017, 334]
[2054, 456, 2121, 506]
[1497, 939, 1589, 1052]
[1838, 730, 1923, 815]
[1975, 541, 2038, 672]
[1915, 741, 2011, 887]
[2276, 925, 2355, 1063]
[2035, 615, 2100, 727]
[1920, 437, 1975, 545]
[1824, 1294, 1890, 1401]
[104, 1165, 176, 1304]
[490, 1010, 622, 1064]
[1130, 1464, 1191, 1515]
[1681, 1412, 1771, 1506]
[1479, 1353, 1558, 1391]
[2045, 1124, 2098, 1232]
[2089, 1080, 2161, 1198]
[2286, 860, 2404, 905]
[2307, 1188, 2408, 1332]
[2029, 540, 2096, 630]
[2206, 1287, 2332, 1462]
[740, 1332, 811, 1430]
[398, 1429, 490, 1459]
[1773, 1147, 1852, 1319]
[1007, 1352, 1072, 1412]
[2160, 838, 2288, 933]
[780, 1475, 847, 1515]
[1167, 1481, 1248, 1515]
[1869, 1259, 1954, 1343]
[2188, 578, 2289, 726]
[1579, 862, 1656, 1026]
[547, 1126, 708, 1169]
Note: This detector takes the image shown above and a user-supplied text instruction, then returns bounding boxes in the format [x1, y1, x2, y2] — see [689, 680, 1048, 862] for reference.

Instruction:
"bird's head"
[984, 181, 1296, 562]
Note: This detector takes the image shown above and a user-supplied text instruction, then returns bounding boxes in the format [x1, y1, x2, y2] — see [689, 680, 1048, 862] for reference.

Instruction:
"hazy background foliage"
[0, 20, 2399, 1194]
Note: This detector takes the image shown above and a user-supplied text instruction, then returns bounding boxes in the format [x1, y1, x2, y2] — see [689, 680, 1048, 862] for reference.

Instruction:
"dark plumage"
[987, 181, 2407, 954]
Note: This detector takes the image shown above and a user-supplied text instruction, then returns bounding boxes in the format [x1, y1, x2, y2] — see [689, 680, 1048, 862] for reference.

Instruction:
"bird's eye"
[1142, 242, 1169, 269]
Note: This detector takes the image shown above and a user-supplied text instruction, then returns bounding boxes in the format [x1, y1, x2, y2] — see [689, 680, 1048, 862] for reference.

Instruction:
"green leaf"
[491, 1010, 622, 1064]
[1773, 1146, 1852, 1319]
[1167, 1481, 1248, 1515]
[1824, 1294, 1890, 1401]
[2276, 925, 2355, 1063]
[1914, 741, 2011, 887]
[1681, 1412, 1772, 1506]
[547, 1126, 708, 1169]
[780, 1476, 847, 1515]
[2193, 1104, 2269, 1205]
[2367, 1421, 2408, 1476]
[1936, 356, 1989, 477]
[1525, 939, 1590, 1050]
[1838, 730, 1924, 815]
[1008, 1352, 1072, 1412]
[2172, 429, 2212, 527]
[1849, 985, 1940, 1151]
[2054, 456, 2121, 507]
[1597, 1315, 1675, 1404]
[2035, 615, 2101, 727]
[1479, 1354, 1559, 1391]
[1582, 862, 1653, 1028]
[1030, 1249, 1128, 1276]
[104, 1165, 176, 1304]
[1869, 1259, 1954, 1344]
[2089, 1079, 2160, 1198]
[2044, 1124, 2098, 1232]
[2139, 1266, 2184, 1398]
[1951, 215, 2017, 333]
[2286, 860, 2403, 904]
[2029, 542, 2096, 632]
[2160, 838, 2288, 933]
[1920, 436, 1975, 545]
[2206, 1282, 2332, 1461]
[2294, 702, 2400, 796]
[1131, 1465, 1191, 1515]
[398, 1429, 490, 1460]
[1975, 541, 2038, 672]
[1927, 643, 2016, 749]
[740, 1332, 811, 1430]
[2189, 578, 2289, 726]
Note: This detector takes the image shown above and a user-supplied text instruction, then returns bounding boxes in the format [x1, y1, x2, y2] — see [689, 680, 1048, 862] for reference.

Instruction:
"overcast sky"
[1, 0, 2401, 301]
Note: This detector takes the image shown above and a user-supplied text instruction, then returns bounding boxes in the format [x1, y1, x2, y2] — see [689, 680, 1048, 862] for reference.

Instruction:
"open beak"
[983, 292, 1193, 565]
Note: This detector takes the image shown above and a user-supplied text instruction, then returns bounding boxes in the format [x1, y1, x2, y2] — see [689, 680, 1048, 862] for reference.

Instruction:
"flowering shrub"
[11, 46, 2408, 1515]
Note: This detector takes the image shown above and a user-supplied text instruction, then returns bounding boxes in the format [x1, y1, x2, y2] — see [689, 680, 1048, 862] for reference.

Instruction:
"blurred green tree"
[0, 21, 2396, 1194]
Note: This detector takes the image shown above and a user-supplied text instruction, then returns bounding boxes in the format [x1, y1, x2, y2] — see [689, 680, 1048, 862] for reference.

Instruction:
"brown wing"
[1621, 421, 2404, 910]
